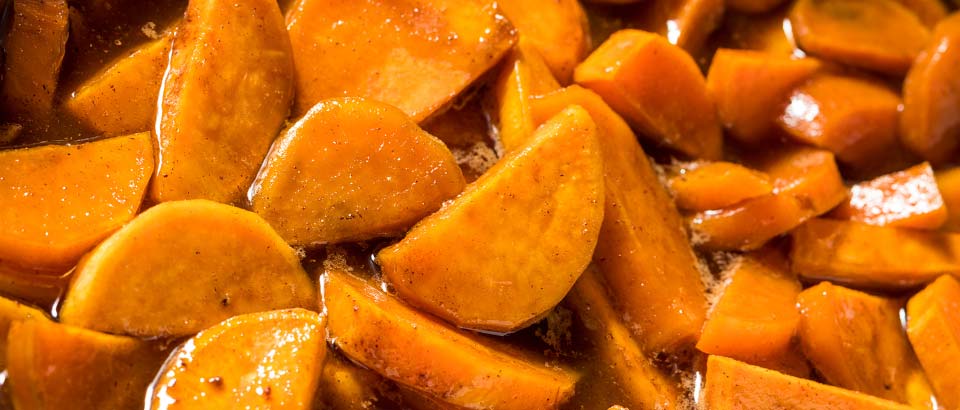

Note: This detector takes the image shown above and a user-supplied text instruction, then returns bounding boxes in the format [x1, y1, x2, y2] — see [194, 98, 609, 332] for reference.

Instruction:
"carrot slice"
[531, 85, 707, 356]
[8, 320, 168, 410]
[149, 309, 327, 410]
[249, 98, 465, 246]
[378, 106, 603, 333]
[152, 0, 293, 203]
[668, 161, 774, 211]
[830, 162, 946, 229]
[323, 270, 578, 410]
[727, 0, 788, 13]
[59, 199, 316, 338]
[797, 282, 937, 409]
[286, 0, 516, 121]
[936, 167, 960, 232]
[574, 29, 722, 159]
[0, 0, 68, 117]
[0, 297, 47, 369]
[497, 0, 589, 84]
[906, 275, 960, 410]
[789, 0, 929, 75]
[493, 38, 561, 151]
[0, 133, 154, 272]
[704, 355, 915, 410]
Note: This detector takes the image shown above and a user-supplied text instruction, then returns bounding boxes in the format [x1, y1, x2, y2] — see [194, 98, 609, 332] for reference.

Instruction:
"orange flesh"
[496, 0, 590, 84]
[830, 162, 947, 229]
[907, 275, 960, 410]
[669, 161, 774, 211]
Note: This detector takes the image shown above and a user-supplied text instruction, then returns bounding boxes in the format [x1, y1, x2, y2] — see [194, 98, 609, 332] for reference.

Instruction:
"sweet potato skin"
[906, 275, 960, 410]
[830, 162, 946, 229]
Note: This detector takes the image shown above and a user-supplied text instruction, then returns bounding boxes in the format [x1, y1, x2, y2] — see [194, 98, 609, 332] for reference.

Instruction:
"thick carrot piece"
[8, 320, 168, 410]
[59, 200, 316, 338]
[63, 36, 172, 136]
[907, 275, 960, 410]
[0, 297, 47, 369]
[531, 85, 707, 356]
[0, 133, 153, 272]
[152, 0, 293, 204]
[668, 161, 773, 211]
[378, 106, 603, 333]
[797, 282, 937, 409]
[0, 0, 68, 117]
[249, 98, 465, 246]
[706, 49, 821, 143]
[936, 167, 960, 232]
[493, 39, 561, 152]
[704, 355, 915, 410]
[574, 29, 723, 160]
[323, 271, 578, 410]
[497, 0, 589, 84]
[830, 163, 946, 230]
[286, 0, 515, 121]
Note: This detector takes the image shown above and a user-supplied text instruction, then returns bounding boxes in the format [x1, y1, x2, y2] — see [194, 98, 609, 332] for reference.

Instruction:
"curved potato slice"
[497, 0, 590, 84]
[152, 0, 294, 203]
[59, 200, 316, 338]
[323, 271, 578, 410]
[149, 309, 326, 410]
[378, 106, 604, 333]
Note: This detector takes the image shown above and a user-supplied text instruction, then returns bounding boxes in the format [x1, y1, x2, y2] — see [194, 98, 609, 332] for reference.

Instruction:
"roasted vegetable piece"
[531, 85, 707, 356]
[493, 38, 561, 151]
[497, 0, 590, 84]
[152, 0, 293, 203]
[936, 167, 960, 232]
[668, 161, 773, 211]
[0, 297, 47, 369]
[63, 36, 171, 136]
[789, 0, 929, 75]
[323, 271, 578, 410]
[8, 320, 168, 410]
[574, 29, 723, 159]
[706, 49, 821, 143]
[0, 0, 68, 118]
[59, 200, 316, 338]
[830, 162, 946, 230]
[0, 133, 153, 272]
[378, 106, 603, 333]
[897, 0, 947, 27]
[704, 355, 915, 410]
[286, 0, 516, 121]
[727, 0, 788, 14]
[797, 282, 937, 409]
[907, 275, 960, 410]
[149, 309, 327, 410]
[791, 218, 960, 289]
[250, 98, 465, 246]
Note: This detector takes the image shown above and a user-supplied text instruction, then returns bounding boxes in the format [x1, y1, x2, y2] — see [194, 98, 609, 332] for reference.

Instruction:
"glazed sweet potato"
[249, 98, 465, 246]
[323, 270, 579, 410]
[493, 39, 561, 151]
[668, 161, 773, 211]
[8, 320, 168, 410]
[531, 85, 707, 356]
[497, 0, 590, 84]
[378, 106, 603, 333]
[59, 200, 316, 338]
[574, 29, 723, 160]
[634, 0, 725, 57]
[906, 275, 960, 410]
[286, 0, 516, 121]
[152, 0, 293, 203]
[0, 297, 47, 369]
[830, 163, 946, 230]
[0, 0, 68, 117]
[0, 133, 153, 272]
[936, 167, 960, 231]
[797, 282, 937, 409]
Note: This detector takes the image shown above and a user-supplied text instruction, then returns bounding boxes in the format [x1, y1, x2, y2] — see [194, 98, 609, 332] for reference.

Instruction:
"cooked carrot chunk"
[0, 133, 153, 272]
[249, 98, 465, 246]
[493, 39, 561, 151]
[148, 309, 327, 410]
[0, 297, 47, 369]
[907, 275, 960, 410]
[936, 167, 960, 232]
[669, 161, 774, 211]
[497, 0, 590, 84]
[830, 163, 946, 229]
[575, 29, 723, 159]
[323, 271, 578, 410]
[59, 200, 316, 338]
[0, 0, 68, 118]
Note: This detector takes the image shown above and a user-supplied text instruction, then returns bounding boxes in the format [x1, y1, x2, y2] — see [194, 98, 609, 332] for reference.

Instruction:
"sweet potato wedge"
[0, 133, 153, 272]
[152, 0, 293, 203]
[574, 29, 723, 160]
[286, 0, 516, 121]
[830, 163, 946, 229]
[378, 106, 603, 333]
[906, 275, 960, 410]
[59, 200, 316, 338]
[0, 0, 68, 117]
[493, 38, 561, 151]
[0, 297, 47, 369]
[323, 270, 578, 410]
[149, 309, 327, 410]
[497, 0, 589, 84]
[936, 167, 960, 232]
[249, 98, 465, 246]
[668, 161, 774, 211]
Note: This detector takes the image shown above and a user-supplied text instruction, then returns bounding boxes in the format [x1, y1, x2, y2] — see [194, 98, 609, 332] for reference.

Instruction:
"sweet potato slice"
[493, 39, 561, 152]
[149, 309, 327, 410]
[286, 0, 516, 121]
[378, 106, 603, 333]
[531, 85, 707, 356]
[0, 297, 47, 369]
[63, 36, 172, 136]
[706, 49, 821, 143]
[704, 355, 915, 410]
[797, 282, 937, 409]
[249, 98, 465, 246]
[0, 133, 153, 272]
[323, 270, 578, 410]
[791, 218, 960, 289]
[574, 29, 722, 159]
[906, 275, 960, 410]
[152, 0, 293, 203]
[789, 0, 929, 76]
[830, 163, 946, 229]
[668, 161, 773, 211]
[936, 167, 960, 232]
[497, 0, 589, 84]
[0, 0, 68, 117]
[59, 200, 316, 338]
